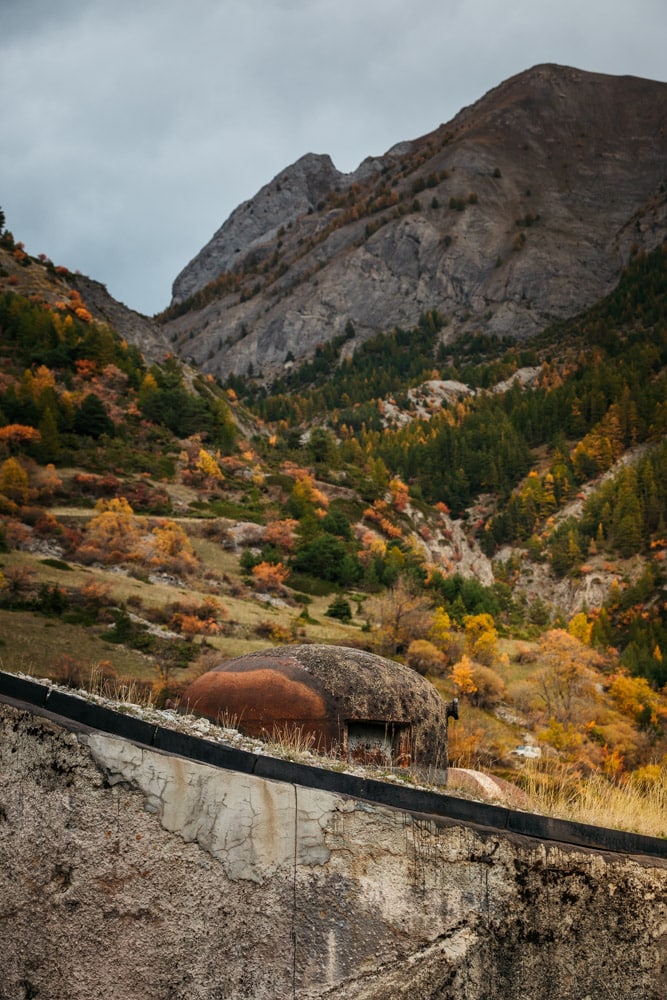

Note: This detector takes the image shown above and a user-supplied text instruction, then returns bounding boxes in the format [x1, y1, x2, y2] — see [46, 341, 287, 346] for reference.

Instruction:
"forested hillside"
[235, 243, 667, 681]
[0, 217, 666, 817]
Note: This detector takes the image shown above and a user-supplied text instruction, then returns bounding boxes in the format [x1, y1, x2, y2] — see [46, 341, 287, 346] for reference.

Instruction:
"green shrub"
[325, 596, 353, 623]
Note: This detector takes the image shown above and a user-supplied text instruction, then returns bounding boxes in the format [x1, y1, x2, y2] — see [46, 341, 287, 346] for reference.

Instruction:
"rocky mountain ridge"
[162, 63, 667, 381]
[170, 150, 405, 303]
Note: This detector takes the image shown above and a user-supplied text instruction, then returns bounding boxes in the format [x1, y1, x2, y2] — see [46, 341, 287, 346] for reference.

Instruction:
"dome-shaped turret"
[180, 644, 454, 779]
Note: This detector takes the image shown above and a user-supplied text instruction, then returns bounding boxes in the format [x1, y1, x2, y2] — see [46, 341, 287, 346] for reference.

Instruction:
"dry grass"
[0, 609, 154, 680]
[518, 760, 667, 840]
[261, 723, 321, 760]
[188, 534, 245, 578]
[84, 662, 156, 706]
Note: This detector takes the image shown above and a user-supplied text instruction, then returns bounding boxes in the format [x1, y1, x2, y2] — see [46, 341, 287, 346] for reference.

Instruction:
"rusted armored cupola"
[179, 644, 455, 781]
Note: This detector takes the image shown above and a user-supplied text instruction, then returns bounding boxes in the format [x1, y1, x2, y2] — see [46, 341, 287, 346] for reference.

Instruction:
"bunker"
[179, 643, 455, 779]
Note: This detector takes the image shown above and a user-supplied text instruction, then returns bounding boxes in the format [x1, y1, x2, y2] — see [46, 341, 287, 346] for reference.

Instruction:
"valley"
[0, 63, 666, 836]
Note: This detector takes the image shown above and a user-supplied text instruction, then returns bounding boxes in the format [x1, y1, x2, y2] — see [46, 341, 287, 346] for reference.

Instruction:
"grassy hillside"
[0, 219, 666, 828]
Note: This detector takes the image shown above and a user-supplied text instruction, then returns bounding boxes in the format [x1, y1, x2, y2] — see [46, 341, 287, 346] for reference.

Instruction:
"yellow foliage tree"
[568, 612, 593, 645]
[0, 457, 32, 504]
[463, 613, 498, 665]
[138, 372, 159, 406]
[77, 497, 140, 564]
[450, 655, 478, 697]
[289, 472, 329, 517]
[538, 718, 584, 753]
[196, 448, 224, 482]
[427, 606, 462, 662]
[31, 365, 56, 401]
[146, 520, 198, 575]
[533, 629, 604, 725]
[428, 606, 452, 648]
[608, 671, 661, 728]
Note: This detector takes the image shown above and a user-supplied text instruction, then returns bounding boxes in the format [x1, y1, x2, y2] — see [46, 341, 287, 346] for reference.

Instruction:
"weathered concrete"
[1, 698, 666, 1000]
[180, 644, 453, 776]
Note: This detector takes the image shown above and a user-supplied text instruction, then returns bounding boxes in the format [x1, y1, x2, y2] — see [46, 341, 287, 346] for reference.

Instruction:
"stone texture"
[71, 273, 167, 363]
[162, 64, 667, 381]
[171, 153, 345, 304]
[446, 767, 531, 808]
[1, 700, 666, 1000]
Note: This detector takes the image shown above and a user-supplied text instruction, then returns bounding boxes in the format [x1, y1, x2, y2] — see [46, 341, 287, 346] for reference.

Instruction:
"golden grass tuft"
[518, 759, 667, 840]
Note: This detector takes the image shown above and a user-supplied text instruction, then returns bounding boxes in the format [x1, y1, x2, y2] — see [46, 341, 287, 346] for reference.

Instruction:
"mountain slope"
[0, 241, 165, 364]
[1, 220, 666, 781]
[160, 64, 667, 381]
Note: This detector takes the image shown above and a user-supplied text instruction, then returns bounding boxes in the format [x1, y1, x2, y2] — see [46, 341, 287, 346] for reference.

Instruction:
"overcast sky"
[2, 0, 666, 316]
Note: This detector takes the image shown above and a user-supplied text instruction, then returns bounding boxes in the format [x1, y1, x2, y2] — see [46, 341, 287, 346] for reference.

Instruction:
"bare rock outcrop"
[171, 153, 345, 303]
[72, 272, 167, 363]
[162, 64, 667, 381]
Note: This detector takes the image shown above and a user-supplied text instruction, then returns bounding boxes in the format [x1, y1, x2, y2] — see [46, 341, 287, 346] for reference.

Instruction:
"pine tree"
[37, 405, 61, 463]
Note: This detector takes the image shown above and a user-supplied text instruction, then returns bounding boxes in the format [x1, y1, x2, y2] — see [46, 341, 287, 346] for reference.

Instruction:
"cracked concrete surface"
[1, 701, 666, 1000]
[86, 732, 333, 882]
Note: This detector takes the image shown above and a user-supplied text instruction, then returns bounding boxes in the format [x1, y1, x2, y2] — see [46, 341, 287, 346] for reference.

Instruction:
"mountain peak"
[163, 65, 667, 382]
[171, 152, 342, 304]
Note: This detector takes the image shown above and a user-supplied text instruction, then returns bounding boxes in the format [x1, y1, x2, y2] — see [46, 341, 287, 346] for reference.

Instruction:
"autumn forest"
[0, 214, 666, 834]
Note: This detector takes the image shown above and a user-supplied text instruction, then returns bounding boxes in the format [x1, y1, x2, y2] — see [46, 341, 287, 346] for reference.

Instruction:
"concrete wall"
[1, 690, 666, 999]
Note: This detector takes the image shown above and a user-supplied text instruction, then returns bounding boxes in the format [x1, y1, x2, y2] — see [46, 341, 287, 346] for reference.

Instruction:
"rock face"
[72, 273, 167, 363]
[2, 698, 666, 1000]
[171, 153, 344, 303]
[162, 64, 667, 381]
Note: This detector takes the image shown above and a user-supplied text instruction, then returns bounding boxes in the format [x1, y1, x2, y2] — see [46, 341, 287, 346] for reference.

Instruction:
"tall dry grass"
[518, 759, 667, 840]
[85, 662, 156, 707]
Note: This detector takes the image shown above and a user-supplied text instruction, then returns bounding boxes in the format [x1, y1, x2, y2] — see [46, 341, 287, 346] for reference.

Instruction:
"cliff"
[161, 64, 667, 381]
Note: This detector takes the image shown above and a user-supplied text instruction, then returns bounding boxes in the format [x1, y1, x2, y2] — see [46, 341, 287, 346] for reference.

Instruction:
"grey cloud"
[1, 0, 666, 314]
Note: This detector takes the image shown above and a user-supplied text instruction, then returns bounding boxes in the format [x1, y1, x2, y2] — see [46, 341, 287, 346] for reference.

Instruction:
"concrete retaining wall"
[0, 673, 666, 999]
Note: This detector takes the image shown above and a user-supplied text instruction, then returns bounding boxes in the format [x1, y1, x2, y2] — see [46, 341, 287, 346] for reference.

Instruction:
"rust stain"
[181, 668, 328, 728]
[179, 644, 451, 772]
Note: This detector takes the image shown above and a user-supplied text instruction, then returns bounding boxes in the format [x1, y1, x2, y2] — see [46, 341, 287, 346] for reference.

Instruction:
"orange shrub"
[171, 613, 222, 636]
[0, 424, 42, 448]
[79, 580, 112, 606]
[75, 359, 97, 379]
[264, 518, 298, 552]
[252, 561, 290, 591]
[389, 476, 409, 512]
